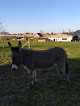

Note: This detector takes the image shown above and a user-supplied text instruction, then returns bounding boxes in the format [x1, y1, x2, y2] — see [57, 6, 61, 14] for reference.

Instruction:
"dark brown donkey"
[8, 41, 69, 87]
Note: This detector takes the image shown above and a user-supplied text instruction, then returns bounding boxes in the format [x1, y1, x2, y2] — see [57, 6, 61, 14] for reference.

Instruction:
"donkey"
[8, 41, 69, 87]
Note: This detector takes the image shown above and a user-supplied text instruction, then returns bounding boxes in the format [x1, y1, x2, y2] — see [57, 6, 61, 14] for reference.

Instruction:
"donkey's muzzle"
[12, 64, 18, 70]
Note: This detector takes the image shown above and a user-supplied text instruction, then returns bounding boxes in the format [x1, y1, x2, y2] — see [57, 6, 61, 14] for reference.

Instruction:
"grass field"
[0, 41, 80, 106]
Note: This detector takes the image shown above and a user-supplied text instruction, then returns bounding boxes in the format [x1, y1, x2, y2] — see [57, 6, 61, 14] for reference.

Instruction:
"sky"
[0, 0, 80, 34]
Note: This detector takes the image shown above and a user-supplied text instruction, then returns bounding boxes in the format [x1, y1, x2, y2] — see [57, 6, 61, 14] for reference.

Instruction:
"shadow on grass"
[0, 58, 80, 106]
[68, 58, 80, 71]
[0, 64, 29, 105]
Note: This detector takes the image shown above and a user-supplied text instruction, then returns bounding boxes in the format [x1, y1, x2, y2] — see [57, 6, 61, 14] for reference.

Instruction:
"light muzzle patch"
[12, 64, 18, 70]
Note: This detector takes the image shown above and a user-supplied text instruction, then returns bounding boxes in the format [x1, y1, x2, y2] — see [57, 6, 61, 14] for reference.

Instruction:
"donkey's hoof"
[28, 84, 34, 89]
[57, 80, 61, 85]
[66, 81, 70, 85]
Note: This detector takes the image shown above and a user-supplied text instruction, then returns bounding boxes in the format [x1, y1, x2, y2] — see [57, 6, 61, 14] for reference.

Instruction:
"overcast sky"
[0, 0, 80, 34]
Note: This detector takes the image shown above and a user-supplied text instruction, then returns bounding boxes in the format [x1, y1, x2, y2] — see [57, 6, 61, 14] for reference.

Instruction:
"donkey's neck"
[21, 48, 33, 66]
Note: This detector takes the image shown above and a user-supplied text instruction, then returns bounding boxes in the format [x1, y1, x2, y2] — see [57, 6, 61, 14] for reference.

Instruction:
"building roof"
[0, 34, 34, 38]
[43, 34, 73, 38]
[36, 33, 43, 37]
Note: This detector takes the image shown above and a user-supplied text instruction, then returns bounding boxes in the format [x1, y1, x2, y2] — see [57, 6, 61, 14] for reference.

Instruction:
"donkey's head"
[8, 41, 23, 70]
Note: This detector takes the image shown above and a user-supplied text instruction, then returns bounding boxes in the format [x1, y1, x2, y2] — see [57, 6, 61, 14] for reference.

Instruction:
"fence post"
[28, 38, 31, 49]
[2, 36, 5, 49]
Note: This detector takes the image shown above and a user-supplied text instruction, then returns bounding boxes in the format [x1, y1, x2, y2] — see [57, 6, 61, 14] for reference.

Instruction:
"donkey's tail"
[65, 55, 70, 84]
[65, 55, 69, 74]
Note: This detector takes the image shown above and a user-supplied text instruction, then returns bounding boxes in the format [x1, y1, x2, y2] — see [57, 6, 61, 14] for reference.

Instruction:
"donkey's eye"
[14, 57, 18, 59]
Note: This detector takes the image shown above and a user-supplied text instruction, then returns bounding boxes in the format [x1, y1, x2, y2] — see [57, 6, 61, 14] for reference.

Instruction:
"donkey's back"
[21, 47, 69, 87]
[30, 47, 67, 69]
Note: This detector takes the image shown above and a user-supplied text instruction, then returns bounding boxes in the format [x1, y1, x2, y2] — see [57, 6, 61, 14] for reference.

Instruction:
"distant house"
[0, 34, 34, 40]
[38, 38, 50, 42]
[25, 34, 34, 39]
[44, 34, 73, 42]
[34, 33, 43, 39]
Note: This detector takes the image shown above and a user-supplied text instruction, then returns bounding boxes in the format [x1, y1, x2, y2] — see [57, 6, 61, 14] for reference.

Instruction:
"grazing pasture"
[0, 41, 80, 106]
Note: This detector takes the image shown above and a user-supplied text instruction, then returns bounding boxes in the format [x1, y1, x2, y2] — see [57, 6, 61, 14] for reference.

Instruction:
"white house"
[46, 34, 73, 42]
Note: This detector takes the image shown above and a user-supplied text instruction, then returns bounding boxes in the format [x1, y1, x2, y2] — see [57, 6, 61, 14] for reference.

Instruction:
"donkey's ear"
[8, 42, 12, 49]
[18, 41, 22, 49]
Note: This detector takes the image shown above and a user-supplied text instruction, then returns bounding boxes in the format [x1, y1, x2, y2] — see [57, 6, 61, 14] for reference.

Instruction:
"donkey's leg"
[62, 65, 69, 83]
[65, 58, 70, 84]
[65, 62, 69, 84]
[33, 70, 37, 83]
[65, 74, 69, 84]
[57, 64, 69, 84]
[57, 70, 64, 84]
[65, 68, 69, 84]
[56, 64, 65, 84]
[29, 71, 35, 88]
[29, 70, 37, 88]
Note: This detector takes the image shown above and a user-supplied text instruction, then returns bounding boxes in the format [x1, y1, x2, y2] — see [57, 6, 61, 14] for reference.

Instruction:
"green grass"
[0, 41, 80, 106]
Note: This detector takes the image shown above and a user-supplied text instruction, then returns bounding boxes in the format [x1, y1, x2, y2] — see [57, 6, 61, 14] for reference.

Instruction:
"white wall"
[48, 37, 72, 42]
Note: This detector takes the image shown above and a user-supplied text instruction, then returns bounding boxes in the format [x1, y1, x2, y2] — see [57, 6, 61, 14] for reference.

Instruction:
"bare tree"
[1, 30, 6, 48]
[40, 29, 44, 34]
[0, 17, 2, 31]
[0, 17, 5, 48]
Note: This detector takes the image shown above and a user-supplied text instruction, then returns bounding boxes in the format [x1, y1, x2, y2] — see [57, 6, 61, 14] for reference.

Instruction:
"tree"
[0, 17, 3, 32]
[0, 18, 5, 48]
[40, 29, 44, 34]
[1, 30, 7, 35]
[1, 30, 6, 48]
